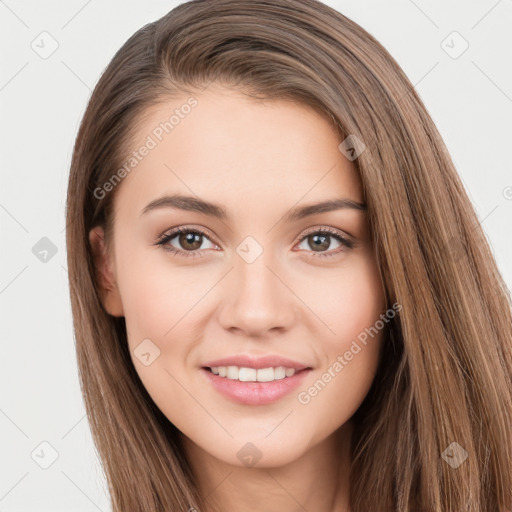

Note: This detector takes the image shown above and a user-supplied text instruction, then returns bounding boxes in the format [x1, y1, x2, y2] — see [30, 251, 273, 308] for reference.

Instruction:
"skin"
[90, 84, 387, 512]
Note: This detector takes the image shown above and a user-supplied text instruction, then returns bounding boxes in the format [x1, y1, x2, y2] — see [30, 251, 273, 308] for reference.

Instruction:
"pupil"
[181, 232, 201, 250]
[311, 234, 329, 251]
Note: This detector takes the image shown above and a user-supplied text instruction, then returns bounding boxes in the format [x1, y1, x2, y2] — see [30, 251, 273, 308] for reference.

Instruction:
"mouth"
[202, 365, 311, 382]
[200, 365, 313, 406]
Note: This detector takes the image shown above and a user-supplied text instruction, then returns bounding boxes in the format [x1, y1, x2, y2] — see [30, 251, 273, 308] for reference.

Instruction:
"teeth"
[209, 365, 297, 382]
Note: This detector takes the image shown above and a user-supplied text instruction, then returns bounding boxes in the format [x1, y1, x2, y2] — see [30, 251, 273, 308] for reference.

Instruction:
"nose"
[218, 250, 297, 337]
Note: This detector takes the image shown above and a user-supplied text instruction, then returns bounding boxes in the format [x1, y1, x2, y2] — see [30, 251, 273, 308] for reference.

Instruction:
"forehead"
[114, 85, 363, 218]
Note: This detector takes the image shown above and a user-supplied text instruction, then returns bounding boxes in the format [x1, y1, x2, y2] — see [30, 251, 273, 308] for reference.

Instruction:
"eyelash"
[155, 225, 356, 260]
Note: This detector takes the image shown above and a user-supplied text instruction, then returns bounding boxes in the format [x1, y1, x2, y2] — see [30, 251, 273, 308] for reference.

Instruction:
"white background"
[1, 0, 511, 510]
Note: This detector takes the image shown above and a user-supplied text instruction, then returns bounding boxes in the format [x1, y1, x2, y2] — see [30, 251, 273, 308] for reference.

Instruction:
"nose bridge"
[234, 243, 280, 302]
[220, 240, 295, 334]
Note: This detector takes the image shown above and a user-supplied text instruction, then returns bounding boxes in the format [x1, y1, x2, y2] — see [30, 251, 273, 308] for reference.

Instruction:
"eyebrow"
[140, 193, 366, 222]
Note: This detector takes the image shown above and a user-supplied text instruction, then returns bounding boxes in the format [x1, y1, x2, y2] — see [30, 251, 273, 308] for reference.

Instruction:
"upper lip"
[202, 354, 311, 371]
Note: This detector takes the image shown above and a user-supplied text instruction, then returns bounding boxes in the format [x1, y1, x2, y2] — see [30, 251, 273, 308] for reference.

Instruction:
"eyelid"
[156, 224, 218, 245]
[293, 225, 354, 245]
[157, 224, 352, 244]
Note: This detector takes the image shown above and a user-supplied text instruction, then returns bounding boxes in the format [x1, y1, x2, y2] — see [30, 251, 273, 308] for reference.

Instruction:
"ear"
[88, 226, 124, 317]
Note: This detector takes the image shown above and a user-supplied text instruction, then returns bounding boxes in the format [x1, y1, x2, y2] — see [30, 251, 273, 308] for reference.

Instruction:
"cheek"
[115, 243, 206, 340]
[293, 255, 386, 428]
[303, 254, 385, 349]
[296, 333, 384, 450]
[115, 247, 211, 412]
[114, 247, 200, 418]
[334, 276, 384, 348]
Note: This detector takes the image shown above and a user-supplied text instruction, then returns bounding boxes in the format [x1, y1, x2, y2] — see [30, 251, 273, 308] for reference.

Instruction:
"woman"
[65, 0, 512, 510]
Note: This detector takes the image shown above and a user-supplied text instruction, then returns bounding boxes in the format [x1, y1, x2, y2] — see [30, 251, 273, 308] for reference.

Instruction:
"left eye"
[296, 231, 351, 255]
[293, 227, 356, 259]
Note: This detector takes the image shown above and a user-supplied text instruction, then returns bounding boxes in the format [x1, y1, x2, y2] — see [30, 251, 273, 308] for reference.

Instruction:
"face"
[90, 84, 387, 468]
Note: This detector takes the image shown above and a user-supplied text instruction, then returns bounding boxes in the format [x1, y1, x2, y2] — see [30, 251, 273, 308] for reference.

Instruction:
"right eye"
[156, 226, 219, 258]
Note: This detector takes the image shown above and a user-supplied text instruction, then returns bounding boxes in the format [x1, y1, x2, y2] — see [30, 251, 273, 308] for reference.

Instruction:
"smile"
[209, 365, 297, 382]
[200, 366, 312, 405]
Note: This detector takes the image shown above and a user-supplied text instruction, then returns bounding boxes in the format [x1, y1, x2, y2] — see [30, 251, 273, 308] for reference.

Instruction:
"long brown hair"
[65, 1, 512, 510]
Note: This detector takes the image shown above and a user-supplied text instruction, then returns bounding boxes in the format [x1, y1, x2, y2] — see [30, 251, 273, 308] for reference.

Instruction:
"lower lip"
[200, 367, 312, 406]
